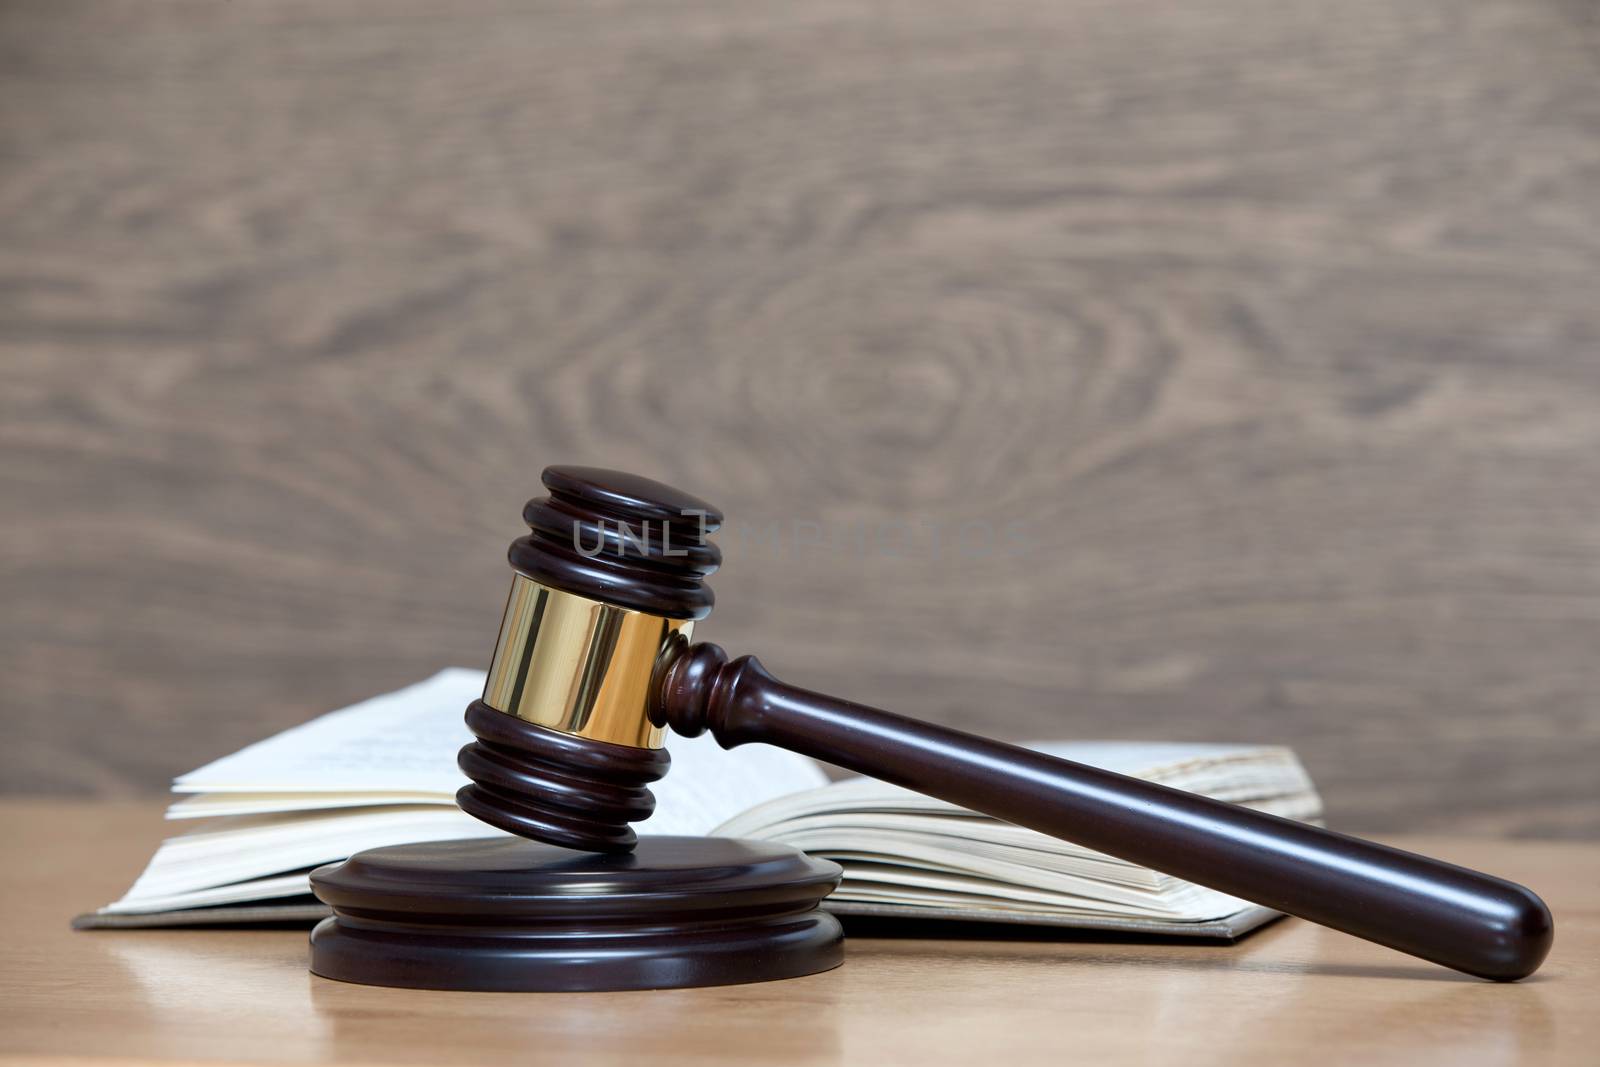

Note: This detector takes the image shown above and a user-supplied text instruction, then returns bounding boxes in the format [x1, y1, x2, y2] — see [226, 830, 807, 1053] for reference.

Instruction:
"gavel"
[309, 465, 1553, 991]
[443, 465, 1552, 982]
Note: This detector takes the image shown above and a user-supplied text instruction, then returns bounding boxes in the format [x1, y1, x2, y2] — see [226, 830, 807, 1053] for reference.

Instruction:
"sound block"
[309, 835, 844, 992]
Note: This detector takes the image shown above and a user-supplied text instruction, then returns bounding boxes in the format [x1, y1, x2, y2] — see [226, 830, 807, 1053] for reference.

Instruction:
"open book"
[80, 670, 1322, 939]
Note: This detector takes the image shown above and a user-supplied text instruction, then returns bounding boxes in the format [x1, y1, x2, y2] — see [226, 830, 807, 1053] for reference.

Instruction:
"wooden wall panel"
[2, 0, 1597, 836]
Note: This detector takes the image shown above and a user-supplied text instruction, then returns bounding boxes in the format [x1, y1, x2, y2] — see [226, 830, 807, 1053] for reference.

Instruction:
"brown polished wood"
[656, 643, 1551, 981]
[308, 836, 843, 992]
[511, 466, 723, 621]
[4, 1, 1598, 845]
[12, 801, 1596, 1065]
[457, 698, 672, 852]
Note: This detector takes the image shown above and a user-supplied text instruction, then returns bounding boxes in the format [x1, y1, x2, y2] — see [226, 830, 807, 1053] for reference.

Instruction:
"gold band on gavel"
[481, 574, 693, 749]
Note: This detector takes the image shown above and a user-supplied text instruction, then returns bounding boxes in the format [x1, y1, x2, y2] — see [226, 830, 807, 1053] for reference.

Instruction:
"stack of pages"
[82, 669, 1322, 939]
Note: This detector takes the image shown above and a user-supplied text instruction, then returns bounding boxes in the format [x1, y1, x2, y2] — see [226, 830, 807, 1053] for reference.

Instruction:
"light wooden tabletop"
[2, 800, 1593, 1066]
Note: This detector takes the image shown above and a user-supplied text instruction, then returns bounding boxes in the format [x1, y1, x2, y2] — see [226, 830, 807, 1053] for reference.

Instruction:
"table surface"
[2, 800, 1594, 1066]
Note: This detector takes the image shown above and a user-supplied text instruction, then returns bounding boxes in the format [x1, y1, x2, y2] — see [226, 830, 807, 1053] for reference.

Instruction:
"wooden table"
[2, 801, 1593, 1065]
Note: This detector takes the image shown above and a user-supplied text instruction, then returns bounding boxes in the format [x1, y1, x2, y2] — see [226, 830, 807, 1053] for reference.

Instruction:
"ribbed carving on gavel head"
[510, 464, 723, 620]
[455, 699, 671, 853]
[456, 466, 725, 853]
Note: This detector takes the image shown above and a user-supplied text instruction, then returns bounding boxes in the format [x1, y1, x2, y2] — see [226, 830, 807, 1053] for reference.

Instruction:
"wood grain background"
[2, 0, 1597, 837]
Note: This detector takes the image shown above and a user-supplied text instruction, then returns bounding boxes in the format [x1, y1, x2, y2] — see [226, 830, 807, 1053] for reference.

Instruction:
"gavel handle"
[656, 645, 1553, 981]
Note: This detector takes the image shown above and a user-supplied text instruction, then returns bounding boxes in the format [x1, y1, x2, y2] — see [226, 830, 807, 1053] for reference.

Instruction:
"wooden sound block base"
[308, 836, 845, 992]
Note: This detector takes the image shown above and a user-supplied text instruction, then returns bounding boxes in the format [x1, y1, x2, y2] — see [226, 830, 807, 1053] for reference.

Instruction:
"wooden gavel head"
[455, 465, 734, 852]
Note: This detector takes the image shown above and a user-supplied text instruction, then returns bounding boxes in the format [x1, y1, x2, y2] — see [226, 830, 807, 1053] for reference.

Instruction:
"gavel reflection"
[456, 466, 1552, 982]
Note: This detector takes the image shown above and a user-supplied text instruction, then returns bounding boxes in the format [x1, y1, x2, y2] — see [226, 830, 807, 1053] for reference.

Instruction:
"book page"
[175, 669, 499, 796]
[172, 668, 828, 835]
